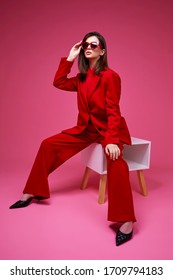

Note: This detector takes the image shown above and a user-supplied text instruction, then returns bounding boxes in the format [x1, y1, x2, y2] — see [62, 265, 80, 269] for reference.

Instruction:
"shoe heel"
[35, 196, 46, 202]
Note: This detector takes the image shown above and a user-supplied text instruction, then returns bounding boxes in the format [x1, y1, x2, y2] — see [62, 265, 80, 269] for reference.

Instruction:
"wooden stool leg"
[80, 167, 91, 190]
[137, 170, 148, 196]
[98, 174, 107, 204]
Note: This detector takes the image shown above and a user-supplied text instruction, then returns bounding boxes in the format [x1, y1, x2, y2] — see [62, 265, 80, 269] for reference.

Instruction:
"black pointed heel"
[35, 196, 46, 201]
[9, 196, 45, 209]
[116, 229, 133, 246]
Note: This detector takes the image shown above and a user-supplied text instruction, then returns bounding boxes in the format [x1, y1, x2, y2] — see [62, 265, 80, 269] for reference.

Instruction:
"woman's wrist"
[67, 55, 75, 62]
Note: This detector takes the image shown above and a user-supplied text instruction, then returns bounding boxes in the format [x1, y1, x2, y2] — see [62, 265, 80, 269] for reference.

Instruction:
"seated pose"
[10, 31, 136, 246]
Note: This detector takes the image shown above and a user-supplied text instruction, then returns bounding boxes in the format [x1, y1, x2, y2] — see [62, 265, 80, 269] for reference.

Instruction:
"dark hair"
[78, 31, 108, 81]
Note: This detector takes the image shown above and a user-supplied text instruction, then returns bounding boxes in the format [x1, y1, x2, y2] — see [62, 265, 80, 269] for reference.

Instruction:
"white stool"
[80, 137, 151, 204]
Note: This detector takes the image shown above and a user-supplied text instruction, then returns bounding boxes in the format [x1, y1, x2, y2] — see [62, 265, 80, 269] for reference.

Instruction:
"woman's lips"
[85, 51, 92, 55]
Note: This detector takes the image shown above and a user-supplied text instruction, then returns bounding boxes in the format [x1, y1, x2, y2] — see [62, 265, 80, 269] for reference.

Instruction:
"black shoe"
[9, 196, 44, 209]
[116, 229, 133, 246]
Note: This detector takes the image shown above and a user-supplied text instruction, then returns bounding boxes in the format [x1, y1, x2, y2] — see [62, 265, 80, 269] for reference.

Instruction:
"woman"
[10, 31, 136, 246]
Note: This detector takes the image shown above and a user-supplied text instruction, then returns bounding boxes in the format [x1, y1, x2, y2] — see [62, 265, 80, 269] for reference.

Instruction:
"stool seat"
[80, 137, 151, 204]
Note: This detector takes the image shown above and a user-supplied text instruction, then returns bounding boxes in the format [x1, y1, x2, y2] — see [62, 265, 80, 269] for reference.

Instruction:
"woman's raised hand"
[67, 40, 83, 62]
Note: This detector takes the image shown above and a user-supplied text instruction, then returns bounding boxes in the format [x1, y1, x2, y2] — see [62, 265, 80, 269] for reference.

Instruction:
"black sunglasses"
[81, 41, 102, 50]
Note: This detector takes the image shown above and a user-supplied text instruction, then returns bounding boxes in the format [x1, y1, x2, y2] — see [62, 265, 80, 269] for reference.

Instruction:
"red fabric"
[23, 58, 136, 222]
[53, 58, 131, 147]
[23, 129, 136, 222]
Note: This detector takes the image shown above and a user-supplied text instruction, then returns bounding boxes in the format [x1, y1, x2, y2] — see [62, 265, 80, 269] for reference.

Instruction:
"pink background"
[1, 0, 173, 259]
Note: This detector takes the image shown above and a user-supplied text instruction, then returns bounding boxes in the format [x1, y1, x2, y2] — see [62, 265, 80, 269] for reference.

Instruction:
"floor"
[1, 155, 173, 260]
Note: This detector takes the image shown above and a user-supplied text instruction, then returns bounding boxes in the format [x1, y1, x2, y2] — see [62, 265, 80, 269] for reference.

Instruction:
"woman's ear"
[100, 49, 105, 56]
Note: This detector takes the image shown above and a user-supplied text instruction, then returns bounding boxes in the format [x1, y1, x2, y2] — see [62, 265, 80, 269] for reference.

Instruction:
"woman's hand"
[105, 144, 120, 161]
[67, 40, 82, 62]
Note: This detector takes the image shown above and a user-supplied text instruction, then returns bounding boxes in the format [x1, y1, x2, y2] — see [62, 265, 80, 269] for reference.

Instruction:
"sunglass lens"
[82, 42, 89, 49]
[82, 42, 98, 50]
[90, 43, 98, 49]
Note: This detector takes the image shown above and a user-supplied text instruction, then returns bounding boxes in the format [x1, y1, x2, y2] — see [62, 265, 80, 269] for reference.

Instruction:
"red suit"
[23, 58, 136, 222]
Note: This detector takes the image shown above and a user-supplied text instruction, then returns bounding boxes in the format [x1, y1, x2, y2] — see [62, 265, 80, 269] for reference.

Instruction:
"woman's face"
[83, 36, 105, 62]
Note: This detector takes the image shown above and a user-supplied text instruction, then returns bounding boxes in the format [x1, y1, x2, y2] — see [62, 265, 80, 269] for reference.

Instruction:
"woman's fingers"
[105, 144, 120, 160]
[67, 40, 83, 61]
[74, 40, 83, 48]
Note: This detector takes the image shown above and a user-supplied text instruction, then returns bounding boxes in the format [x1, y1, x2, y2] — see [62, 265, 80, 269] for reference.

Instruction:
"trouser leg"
[106, 144, 136, 222]
[23, 132, 94, 198]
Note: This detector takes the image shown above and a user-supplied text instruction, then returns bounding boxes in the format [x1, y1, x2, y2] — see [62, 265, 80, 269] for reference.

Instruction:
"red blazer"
[53, 57, 131, 146]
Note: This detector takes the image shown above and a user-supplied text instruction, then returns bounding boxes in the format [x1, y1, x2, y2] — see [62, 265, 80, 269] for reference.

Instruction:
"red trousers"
[23, 124, 136, 222]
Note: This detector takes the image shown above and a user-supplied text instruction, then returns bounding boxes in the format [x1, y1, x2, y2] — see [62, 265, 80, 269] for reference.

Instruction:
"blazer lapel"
[79, 71, 102, 111]
[88, 74, 101, 102]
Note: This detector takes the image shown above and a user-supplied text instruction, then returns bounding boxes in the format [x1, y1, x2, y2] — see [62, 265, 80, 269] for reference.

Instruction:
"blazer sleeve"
[53, 57, 78, 91]
[104, 71, 122, 145]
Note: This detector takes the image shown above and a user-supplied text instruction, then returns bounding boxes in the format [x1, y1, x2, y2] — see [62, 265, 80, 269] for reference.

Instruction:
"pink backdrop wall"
[1, 0, 173, 171]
